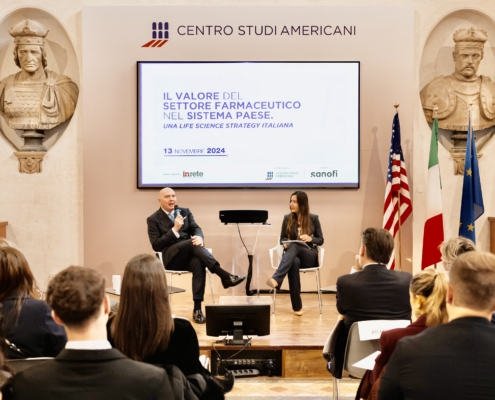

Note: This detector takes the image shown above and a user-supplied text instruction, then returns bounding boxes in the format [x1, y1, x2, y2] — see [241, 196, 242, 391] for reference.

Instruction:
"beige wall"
[81, 5, 414, 295]
[0, 0, 494, 295]
[0, 3, 82, 289]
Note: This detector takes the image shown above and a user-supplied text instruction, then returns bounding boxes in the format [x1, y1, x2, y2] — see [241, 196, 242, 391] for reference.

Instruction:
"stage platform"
[108, 290, 339, 378]
[171, 291, 338, 379]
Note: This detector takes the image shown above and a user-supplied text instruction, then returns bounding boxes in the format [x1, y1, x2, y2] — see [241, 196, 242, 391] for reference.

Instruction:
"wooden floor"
[167, 291, 339, 349]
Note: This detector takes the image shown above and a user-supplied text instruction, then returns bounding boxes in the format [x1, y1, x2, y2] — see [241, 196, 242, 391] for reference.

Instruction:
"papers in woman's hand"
[282, 240, 310, 248]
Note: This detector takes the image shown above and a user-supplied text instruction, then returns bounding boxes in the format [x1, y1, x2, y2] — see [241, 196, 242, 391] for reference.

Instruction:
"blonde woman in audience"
[0, 247, 66, 358]
[0, 239, 17, 249]
[356, 268, 448, 400]
[440, 236, 476, 271]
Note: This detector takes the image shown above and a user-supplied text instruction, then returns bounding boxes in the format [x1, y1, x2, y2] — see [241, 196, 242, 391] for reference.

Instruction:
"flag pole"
[394, 103, 402, 271]
[432, 106, 439, 272]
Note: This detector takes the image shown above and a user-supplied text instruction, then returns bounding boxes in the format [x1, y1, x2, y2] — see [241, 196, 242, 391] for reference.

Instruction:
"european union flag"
[459, 111, 484, 243]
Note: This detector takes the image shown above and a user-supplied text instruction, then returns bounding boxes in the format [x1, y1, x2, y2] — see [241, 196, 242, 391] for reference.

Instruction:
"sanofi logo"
[142, 22, 170, 48]
[310, 170, 338, 178]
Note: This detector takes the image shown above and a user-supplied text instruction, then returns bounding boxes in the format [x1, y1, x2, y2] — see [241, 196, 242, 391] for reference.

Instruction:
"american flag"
[383, 113, 412, 269]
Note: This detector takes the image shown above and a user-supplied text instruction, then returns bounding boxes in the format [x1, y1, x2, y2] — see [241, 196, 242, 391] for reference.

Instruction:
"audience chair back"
[8, 357, 53, 373]
[155, 250, 215, 304]
[268, 238, 325, 314]
[343, 322, 381, 379]
[333, 320, 410, 400]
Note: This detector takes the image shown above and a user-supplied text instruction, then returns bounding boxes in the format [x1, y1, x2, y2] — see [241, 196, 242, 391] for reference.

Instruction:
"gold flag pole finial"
[394, 103, 399, 114]
[433, 106, 438, 119]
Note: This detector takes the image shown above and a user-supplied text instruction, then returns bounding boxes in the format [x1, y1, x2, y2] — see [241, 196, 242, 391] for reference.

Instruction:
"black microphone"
[174, 206, 183, 229]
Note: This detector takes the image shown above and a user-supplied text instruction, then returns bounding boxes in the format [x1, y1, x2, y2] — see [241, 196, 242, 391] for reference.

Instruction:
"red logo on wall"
[142, 22, 169, 48]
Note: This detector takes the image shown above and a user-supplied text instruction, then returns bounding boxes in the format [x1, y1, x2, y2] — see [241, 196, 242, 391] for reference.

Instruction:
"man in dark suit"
[333, 227, 412, 378]
[13, 266, 183, 400]
[379, 251, 495, 400]
[147, 187, 245, 323]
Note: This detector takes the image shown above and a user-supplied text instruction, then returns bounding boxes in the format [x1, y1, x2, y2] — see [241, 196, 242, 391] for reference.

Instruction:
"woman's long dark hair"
[0, 247, 36, 322]
[286, 191, 313, 239]
[111, 254, 174, 361]
[0, 311, 13, 393]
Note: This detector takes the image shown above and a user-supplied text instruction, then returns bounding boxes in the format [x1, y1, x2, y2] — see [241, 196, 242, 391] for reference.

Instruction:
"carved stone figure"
[421, 27, 495, 130]
[420, 27, 494, 174]
[0, 19, 79, 173]
[14, 151, 45, 173]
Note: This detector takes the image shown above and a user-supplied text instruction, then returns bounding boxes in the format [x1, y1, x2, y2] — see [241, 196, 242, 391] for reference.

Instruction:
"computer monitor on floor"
[205, 304, 271, 345]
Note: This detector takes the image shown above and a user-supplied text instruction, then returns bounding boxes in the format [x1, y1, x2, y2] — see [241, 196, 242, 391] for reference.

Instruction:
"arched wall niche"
[0, 7, 80, 151]
[419, 9, 495, 155]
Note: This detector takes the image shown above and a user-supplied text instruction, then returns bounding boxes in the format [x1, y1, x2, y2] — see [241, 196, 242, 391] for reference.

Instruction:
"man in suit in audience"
[147, 187, 245, 324]
[13, 266, 183, 400]
[379, 251, 495, 400]
[333, 227, 412, 378]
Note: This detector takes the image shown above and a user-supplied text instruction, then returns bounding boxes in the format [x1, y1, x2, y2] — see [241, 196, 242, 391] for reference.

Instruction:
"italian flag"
[422, 118, 444, 269]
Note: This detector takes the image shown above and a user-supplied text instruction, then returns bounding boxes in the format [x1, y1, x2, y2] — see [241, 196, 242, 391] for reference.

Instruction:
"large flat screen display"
[137, 62, 360, 188]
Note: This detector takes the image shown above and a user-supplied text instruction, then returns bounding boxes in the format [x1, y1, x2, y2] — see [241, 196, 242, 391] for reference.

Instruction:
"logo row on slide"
[176, 170, 339, 179]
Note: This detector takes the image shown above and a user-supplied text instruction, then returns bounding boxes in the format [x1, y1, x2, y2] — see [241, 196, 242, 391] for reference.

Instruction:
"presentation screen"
[137, 62, 360, 188]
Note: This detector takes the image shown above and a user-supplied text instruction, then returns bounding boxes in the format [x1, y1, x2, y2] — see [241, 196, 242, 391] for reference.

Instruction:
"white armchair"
[268, 238, 325, 314]
[155, 249, 215, 304]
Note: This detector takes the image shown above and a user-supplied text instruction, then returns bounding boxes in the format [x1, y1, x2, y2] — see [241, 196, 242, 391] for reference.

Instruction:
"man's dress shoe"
[222, 274, 246, 289]
[193, 309, 205, 324]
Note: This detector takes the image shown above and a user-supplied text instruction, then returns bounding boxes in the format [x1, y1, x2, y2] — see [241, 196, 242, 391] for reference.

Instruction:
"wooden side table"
[0, 222, 7, 238]
[489, 217, 495, 255]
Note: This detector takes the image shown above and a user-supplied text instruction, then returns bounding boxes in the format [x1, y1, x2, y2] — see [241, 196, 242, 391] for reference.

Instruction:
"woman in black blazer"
[0, 247, 66, 359]
[108, 254, 231, 399]
[108, 254, 203, 376]
[266, 191, 324, 315]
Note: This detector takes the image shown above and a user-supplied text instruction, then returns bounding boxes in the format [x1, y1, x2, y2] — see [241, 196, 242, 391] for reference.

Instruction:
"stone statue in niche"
[420, 27, 495, 174]
[0, 19, 79, 173]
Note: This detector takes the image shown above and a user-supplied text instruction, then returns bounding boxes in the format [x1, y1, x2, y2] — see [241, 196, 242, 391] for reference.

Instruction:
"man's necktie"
[169, 212, 175, 223]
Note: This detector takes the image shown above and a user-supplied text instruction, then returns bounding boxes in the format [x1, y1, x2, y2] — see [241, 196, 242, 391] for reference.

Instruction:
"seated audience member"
[0, 247, 66, 358]
[440, 236, 476, 271]
[379, 252, 495, 400]
[0, 239, 17, 249]
[0, 240, 45, 300]
[356, 268, 448, 400]
[13, 266, 184, 400]
[108, 254, 228, 399]
[109, 254, 202, 376]
[334, 228, 412, 378]
[0, 314, 13, 400]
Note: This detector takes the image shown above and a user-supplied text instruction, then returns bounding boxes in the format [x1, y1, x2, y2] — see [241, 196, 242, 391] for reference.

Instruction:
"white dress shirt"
[161, 207, 180, 238]
[65, 340, 112, 350]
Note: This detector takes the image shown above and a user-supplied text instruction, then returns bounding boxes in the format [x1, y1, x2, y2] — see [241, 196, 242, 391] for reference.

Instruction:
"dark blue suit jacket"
[13, 348, 177, 400]
[332, 265, 412, 378]
[280, 213, 324, 254]
[379, 317, 495, 400]
[336, 265, 412, 328]
[147, 207, 203, 265]
[1, 292, 66, 359]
